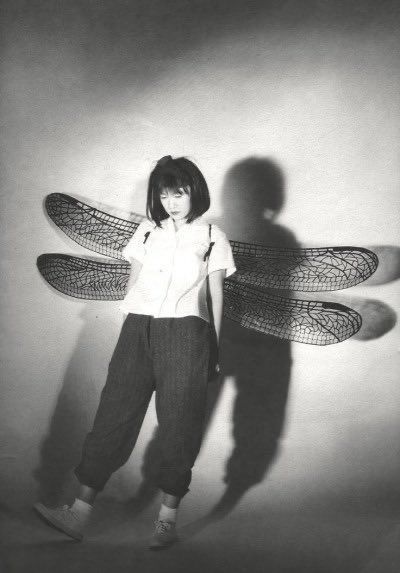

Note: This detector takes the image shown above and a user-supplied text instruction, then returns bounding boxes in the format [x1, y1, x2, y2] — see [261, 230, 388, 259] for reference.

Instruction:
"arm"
[208, 269, 226, 375]
[206, 226, 235, 376]
[208, 269, 225, 344]
[126, 258, 143, 293]
[122, 258, 143, 319]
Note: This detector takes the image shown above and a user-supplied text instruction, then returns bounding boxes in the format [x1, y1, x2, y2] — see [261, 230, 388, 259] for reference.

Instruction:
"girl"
[35, 156, 236, 549]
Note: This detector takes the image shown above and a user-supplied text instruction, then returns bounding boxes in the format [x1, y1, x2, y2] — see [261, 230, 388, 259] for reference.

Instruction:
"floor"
[1, 499, 400, 573]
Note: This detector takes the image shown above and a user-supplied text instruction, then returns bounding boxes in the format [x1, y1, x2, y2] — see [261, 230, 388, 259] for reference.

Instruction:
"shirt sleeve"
[121, 220, 153, 264]
[207, 225, 236, 277]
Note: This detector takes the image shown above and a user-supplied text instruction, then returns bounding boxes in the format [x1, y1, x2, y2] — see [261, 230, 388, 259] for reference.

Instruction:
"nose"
[166, 197, 176, 210]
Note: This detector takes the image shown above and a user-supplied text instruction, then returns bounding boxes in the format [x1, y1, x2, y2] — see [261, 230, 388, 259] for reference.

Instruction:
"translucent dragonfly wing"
[37, 254, 130, 301]
[223, 279, 361, 345]
[230, 242, 377, 292]
[37, 254, 361, 345]
[45, 193, 378, 292]
[45, 193, 140, 259]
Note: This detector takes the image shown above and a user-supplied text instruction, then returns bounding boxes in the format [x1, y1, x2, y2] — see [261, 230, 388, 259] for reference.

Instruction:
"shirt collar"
[162, 216, 207, 233]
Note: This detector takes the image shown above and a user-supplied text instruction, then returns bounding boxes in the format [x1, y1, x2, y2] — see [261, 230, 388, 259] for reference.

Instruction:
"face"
[159, 187, 191, 223]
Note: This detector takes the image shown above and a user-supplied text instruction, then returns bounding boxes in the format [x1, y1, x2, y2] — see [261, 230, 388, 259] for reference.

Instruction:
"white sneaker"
[149, 520, 178, 550]
[34, 503, 85, 541]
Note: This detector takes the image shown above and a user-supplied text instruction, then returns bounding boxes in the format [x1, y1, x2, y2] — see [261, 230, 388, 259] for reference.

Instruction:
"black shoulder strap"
[145, 223, 215, 257]
[142, 223, 157, 244]
[203, 224, 215, 261]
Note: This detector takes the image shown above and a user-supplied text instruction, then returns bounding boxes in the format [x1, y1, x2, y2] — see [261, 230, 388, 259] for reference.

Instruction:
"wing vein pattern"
[37, 254, 362, 345]
[45, 193, 378, 292]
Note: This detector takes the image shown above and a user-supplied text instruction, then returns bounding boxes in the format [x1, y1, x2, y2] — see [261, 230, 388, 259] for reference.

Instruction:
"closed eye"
[160, 187, 189, 199]
[160, 192, 184, 199]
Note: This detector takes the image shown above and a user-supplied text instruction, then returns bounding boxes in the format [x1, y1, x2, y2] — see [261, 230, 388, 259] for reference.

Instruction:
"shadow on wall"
[8, 0, 397, 98]
[364, 245, 400, 287]
[34, 306, 121, 505]
[208, 158, 296, 517]
[127, 157, 296, 520]
[327, 295, 397, 341]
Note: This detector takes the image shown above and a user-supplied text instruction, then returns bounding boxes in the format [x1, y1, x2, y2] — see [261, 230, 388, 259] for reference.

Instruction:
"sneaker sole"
[33, 503, 83, 541]
[148, 537, 179, 550]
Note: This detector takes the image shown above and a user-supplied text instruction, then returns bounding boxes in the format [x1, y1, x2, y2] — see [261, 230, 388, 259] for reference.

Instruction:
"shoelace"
[61, 505, 79, 519]
[154, 520, 172, 534]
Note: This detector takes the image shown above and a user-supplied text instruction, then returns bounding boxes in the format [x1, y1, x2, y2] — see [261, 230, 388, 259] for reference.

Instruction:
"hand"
[208, 361, 221, 381]
[208, 334, 219, 381]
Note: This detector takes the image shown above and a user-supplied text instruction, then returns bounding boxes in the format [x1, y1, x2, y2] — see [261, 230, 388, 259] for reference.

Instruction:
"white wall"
[1, 0, 399, 512]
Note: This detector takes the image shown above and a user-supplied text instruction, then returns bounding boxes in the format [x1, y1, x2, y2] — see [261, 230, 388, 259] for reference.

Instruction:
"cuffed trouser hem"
[160, 487, 190, 498]
[158, 468, 192, 498]
[74, 466, 107, 492]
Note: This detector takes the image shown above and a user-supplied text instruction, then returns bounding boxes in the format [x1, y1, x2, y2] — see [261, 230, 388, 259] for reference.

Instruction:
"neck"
[172, 218, 187, 231]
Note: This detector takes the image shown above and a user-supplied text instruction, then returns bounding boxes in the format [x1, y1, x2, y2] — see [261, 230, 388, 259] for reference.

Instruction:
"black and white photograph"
[1, 1, 399, 572]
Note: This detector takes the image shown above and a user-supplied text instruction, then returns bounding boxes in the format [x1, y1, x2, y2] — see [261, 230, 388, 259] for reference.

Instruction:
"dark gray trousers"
[75, 314, 210, 498]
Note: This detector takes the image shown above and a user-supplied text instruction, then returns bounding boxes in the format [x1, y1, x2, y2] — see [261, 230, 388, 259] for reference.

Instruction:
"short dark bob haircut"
[146, 155, 210, 226]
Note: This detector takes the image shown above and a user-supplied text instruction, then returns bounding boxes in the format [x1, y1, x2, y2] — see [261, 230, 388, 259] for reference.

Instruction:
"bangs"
[153, 168, 191, 197]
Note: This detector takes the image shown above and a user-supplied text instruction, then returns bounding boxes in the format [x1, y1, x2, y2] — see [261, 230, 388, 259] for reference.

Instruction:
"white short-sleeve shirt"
[120, 216, 236, 321]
